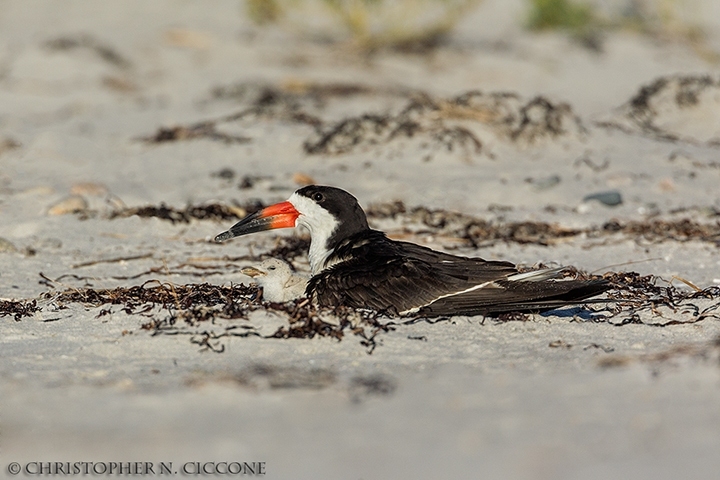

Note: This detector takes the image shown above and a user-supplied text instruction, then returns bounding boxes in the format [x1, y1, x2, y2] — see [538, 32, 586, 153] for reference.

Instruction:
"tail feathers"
[418, 279, 610, 317]
[507, 267, 566, 282]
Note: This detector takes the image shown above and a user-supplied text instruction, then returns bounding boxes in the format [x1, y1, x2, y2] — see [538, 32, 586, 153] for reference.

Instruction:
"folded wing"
[307, 230, 607, 316]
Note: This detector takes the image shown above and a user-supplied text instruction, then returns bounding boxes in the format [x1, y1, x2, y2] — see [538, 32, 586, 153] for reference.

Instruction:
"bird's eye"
[268, 266, 276, 270]
[312, 192, 324, 202]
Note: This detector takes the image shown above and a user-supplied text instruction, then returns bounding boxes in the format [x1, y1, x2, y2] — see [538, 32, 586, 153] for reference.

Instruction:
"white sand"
[2, 1, 720, 478]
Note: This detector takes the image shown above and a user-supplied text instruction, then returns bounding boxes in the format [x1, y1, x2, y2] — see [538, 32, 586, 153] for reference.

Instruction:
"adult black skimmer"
[216, 186, 609, 316]
[241, 258, 308, 303]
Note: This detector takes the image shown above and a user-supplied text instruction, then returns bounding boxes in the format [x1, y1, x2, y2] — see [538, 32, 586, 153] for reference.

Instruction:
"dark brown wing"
[417, 278, 610, 316]
[307, 230, 519, 315]
[307, 230, 610, 316]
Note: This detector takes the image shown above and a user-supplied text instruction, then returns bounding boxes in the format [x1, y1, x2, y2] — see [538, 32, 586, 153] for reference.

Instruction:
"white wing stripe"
[399, 280, 494, 315]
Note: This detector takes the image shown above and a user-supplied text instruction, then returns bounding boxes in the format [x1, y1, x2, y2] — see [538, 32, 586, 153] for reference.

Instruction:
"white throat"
[288, 193, 340, 275]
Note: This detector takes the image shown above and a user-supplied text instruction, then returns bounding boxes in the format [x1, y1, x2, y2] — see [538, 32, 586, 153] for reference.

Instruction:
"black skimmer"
[216, 186, 609, 316]
[241, 258, 308, 303]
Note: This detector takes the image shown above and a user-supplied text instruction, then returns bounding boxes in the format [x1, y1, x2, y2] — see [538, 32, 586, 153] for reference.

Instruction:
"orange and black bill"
[215, 201, 299, 242]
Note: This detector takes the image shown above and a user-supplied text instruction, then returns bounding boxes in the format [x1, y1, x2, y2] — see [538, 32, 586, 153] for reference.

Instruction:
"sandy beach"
[2, 1, 720, 478]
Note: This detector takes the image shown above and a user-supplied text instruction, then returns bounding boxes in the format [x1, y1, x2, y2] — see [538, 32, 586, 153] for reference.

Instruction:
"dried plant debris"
[598, 336, 720, 369]
[599, 218, 720, 244]
[264, 236, 311, 263]
[143, 82, 330, 144]
[598, 271, 720, 327]
[46, 282, 255, 315]
[95, 198, 720, 249]
[213, 364, 337, 390]
[598, 74, 720, 146]
[45, 34, 132, 69]
[142, 82, 582, 154]
[108, 202, 258, 223]
[304, 91, 584, 156]
[0, 299, 39, 321]
[30, 280, 389, 352]
[186, 364, 397, 399]
[209, 80, 390, 106]
[366, 201, 720, 247]
[144, 123, 251, 144]
[7, 265, 720, 355]
[348, 374, 397, 402]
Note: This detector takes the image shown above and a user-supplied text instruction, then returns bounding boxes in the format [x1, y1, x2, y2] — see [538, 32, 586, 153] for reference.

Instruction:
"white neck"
[288, 193, 339, 275]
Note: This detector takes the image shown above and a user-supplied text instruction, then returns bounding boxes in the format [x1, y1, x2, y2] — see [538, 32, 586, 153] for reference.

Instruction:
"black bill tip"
[214, 231, 235, 243]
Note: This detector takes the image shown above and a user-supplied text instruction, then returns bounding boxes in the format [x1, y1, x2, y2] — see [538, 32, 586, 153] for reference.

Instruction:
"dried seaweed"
[348, 374, 397, 402]
[143, 124, 251, 144]
[47, 282, 256, 317]
[109, 202, 261, 223]
[11, 264, 720, 356]
[601, 219, 720, 243]
[103, 198, 720, 247]
[264, 236, 311, 262]
[304, 91, 584, 155]
[31, 281, 388, 352]
[598, 335, 720, 369]
[185, 363, 399, 399]
[143, 83, 325, 145]
[598, 74, 720, 146]
[209, 81, 386, 109]
[495, 311, 532, 322]
[0, 299, 39, 321]
[140, 83, 581, 155]
[601, 272, 720, 326]
[45, 34, 131, 69]
[230, 364, 337, 390]
[367, 201, 720, 247]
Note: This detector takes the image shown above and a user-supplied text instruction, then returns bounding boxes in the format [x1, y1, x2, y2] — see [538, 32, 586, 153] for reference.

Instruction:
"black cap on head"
[296, 185, 369, 241]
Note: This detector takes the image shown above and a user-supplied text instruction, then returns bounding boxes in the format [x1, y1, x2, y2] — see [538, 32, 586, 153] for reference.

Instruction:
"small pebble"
[582, 190, 623, 207]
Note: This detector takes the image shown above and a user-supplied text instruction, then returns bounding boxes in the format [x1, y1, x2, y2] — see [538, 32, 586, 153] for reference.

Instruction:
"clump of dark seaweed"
[367, 201, 720, 247]
[264, 236, 311, 263]
[0, 299, 39, 321]
[17, 261, 720, 354]
[143, 124, 250, 144]
[601, 272, 720, 326]
[109, 202, 262, 223]
[47, 281, 256, 317]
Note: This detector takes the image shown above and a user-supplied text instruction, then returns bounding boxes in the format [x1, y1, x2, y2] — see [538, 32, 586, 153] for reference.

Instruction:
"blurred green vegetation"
[246, 0, 284, 24]
[527, 0, 594, 31]
[244, 0, 717, 61]
[527, 0, 716, 59]
[245, 0, 482, 51]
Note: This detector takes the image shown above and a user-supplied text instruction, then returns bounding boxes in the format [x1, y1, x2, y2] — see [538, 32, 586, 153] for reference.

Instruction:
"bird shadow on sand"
[540, 306, 607, 321]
